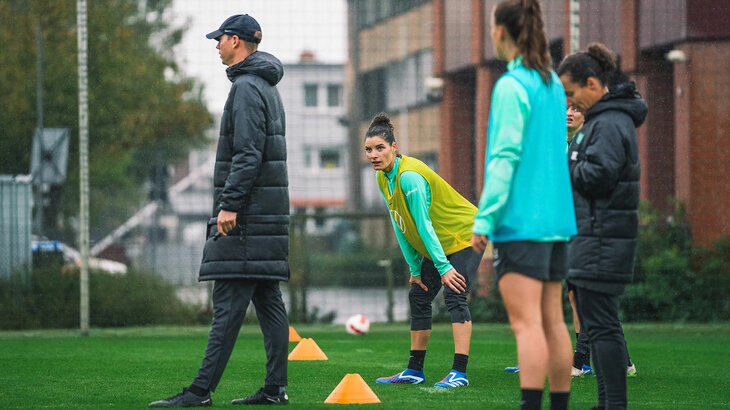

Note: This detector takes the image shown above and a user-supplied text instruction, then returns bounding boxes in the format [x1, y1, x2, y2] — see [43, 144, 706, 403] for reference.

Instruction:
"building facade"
[279, 52, 348, 213]
[347, 0, 730, 246]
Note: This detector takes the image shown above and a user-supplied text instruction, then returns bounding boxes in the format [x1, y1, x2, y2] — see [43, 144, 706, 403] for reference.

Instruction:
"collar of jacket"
[585, 81, 648, 127]
[226, 51, 284, 86]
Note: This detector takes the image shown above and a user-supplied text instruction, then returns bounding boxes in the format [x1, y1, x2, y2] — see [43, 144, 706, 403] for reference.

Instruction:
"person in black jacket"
[566, 105, 637, 379]
[150, 14, 290, 408]
[558, 43, 647, 410]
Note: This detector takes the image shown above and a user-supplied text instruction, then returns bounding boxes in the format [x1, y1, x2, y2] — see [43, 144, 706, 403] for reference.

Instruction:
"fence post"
[288, 216, 307, 323]
[378, 259, 394, 323]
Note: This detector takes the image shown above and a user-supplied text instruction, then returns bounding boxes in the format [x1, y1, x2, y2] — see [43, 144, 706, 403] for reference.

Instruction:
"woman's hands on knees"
[441, 268, 466, 293]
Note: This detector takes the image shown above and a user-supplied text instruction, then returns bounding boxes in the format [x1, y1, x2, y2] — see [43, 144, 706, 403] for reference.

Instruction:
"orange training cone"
[288, 338, 328, 360]
[289, 326, 302, 342]
[325, 374, 381, 404]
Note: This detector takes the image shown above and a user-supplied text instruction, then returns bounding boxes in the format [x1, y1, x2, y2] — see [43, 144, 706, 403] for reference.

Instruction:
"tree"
[0, 0, 212, 240]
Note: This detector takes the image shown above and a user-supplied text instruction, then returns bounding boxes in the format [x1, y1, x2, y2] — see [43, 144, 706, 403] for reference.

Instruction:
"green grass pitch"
[0, 323, 728, 408]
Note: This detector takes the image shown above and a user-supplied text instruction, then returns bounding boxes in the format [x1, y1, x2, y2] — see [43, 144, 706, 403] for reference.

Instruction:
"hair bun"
[369, 112, 394, 131]
[586, 42, 617, 73]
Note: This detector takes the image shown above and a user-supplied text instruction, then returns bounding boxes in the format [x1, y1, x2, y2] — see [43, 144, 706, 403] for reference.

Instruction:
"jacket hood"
[586, 81, 648, 128]
[226, 51, 284, 85]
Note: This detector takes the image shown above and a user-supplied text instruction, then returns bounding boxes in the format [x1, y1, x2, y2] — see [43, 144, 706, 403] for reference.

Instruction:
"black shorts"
[409, 246, 484, 330]
[492, 241, 568, 282]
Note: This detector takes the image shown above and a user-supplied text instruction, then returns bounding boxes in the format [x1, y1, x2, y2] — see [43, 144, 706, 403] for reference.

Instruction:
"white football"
[345, 314, 370, 335]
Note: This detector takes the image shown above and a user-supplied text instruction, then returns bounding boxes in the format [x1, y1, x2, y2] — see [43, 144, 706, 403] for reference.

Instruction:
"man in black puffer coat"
[150, 14, 289, 408]
[560, 42, 648, 410]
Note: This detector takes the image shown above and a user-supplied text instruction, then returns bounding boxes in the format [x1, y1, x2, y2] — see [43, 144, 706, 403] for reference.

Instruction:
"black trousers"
[575, 326, 591, 359]
[191, 279, 289, 392]
[573, 285, 627, 410]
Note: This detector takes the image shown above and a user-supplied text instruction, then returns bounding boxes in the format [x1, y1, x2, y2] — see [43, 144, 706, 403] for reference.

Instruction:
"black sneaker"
[231, 388, 289, 405]
[149, 388, 212, 408]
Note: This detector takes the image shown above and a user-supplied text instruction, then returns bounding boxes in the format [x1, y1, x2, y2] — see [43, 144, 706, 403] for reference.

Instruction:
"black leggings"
[409, 247, 483, 331]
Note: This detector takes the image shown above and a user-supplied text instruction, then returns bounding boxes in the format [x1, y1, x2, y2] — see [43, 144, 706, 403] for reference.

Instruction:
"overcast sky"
[172, 0, 347, 110]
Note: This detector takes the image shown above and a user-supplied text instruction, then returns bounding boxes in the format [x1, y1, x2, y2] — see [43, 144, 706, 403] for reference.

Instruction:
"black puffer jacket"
[199, 51, 289, 282]
[567, 82, 647, 286]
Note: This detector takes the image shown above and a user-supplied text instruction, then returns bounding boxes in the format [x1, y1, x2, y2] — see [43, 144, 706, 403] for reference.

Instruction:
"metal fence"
[287, 211, 411, 324]
[123, 207, 414, 324]
[0, 175, 33, 280]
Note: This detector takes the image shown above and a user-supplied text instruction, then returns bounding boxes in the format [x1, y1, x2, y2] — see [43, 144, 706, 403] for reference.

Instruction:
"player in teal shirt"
[366, 113, 483, 388]
[471, 1, 576, 409]
[381, 156, 454, 277]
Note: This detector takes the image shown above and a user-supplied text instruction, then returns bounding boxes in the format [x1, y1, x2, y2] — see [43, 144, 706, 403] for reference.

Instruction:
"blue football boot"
[376, 368, 425, 384]
[434, 369, 469, 388]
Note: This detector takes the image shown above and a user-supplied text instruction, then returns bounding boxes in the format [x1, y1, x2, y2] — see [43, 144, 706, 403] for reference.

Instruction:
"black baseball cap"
[206, 14, 261, 43]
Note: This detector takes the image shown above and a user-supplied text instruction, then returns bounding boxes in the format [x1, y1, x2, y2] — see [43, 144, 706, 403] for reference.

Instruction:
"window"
[356, 0, 429, 29]
[303, 146, 313, 168]
[319, 149, 341, 169]
[327, 84, 342, 107]
[304, 84, 318, 107]
[360, 68, 386, 120]
[382, 49, 434, 112]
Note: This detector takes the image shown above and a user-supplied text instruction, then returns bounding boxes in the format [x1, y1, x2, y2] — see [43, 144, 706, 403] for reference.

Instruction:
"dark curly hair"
[365, 112, 396, 145]
[557, 42, 620, 87]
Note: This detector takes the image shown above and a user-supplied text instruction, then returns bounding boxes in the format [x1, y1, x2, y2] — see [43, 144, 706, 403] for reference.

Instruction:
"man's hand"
[471, 234, 489, 253]
[409, 275, 428, 292]
[217, 209, 237, 236]
[441, 268, 466, 293]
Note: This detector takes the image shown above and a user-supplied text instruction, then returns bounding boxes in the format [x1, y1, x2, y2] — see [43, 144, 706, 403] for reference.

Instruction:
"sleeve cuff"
[437, 263, 454, 276]
[472, 218, 492, 236]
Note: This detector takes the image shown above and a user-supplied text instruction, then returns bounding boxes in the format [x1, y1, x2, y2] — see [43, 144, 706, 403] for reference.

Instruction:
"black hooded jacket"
[567, 82, 648, 289]
[199, 51, 289, 281]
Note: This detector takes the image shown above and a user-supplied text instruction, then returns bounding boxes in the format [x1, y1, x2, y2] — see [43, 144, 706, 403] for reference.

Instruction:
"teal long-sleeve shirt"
[473, 56, 569, 242]
[473, 57, 528, 236]
[382, 156, 454, 277]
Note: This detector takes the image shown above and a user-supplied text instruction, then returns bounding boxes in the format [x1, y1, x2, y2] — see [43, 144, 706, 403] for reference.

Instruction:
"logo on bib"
[390, 210, 406, 234]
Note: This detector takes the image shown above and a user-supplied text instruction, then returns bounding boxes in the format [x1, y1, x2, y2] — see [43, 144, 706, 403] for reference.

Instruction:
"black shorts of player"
[492, 241, 568, 282]
[410, 246, 484, 331]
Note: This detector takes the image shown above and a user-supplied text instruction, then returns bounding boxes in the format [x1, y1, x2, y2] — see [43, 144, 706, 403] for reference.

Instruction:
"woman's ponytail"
[495, 0, 552, 83]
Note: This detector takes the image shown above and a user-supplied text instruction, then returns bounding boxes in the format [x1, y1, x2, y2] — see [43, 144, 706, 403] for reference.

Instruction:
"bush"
[0, 262, 205, 330]
[688, 237, 730, 320]
[467, 278, 509, 323]
[621, 201, 730, 321]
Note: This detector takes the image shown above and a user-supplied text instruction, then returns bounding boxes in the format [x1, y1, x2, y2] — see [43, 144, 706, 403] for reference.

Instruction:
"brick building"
[347, 0, 729, 246]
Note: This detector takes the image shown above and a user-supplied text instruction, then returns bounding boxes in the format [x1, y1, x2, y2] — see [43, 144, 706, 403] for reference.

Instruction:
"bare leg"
[542, 281, 572, 392]
[411, 329, 431, 350]
[499, 273, 548, 388]
[569, 289, 580, 332]
[452, 321, 472, 355]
